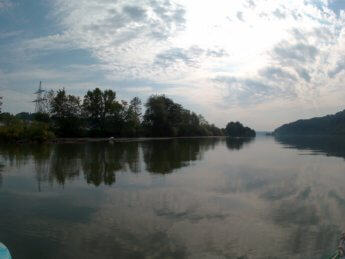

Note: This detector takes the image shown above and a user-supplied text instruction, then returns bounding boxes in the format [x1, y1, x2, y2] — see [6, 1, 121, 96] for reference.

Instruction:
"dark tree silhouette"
[225, 121, 256, 137]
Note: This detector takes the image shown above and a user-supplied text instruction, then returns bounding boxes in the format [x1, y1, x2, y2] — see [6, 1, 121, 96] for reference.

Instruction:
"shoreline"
[48, 136, 227, 143]
[1, 136, 263, 144]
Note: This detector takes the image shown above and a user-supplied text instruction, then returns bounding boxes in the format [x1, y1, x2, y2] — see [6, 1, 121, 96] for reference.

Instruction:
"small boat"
[0, 242, 11, 259]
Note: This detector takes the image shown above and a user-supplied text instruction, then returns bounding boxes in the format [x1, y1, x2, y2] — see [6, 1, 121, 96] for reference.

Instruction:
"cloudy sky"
[1, 0, 345, 130]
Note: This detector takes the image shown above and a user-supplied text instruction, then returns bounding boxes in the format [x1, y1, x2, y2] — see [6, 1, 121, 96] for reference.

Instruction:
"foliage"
[0, 112, 15, 124]
[122, 97, 142, 137]
[225, 121, 256, 137]
[2, 89, 226, 140]
[143, 95, 180, 136]
[50, 89, 84, 137]
[0, 120, 55, 142]
[274, 110, 345, 136]
[33, 112, 51, 123]
[83, 88, 123, 136]
[143, 95, 223, 137]
[15, 112, 34, 121]
[0, 96, 2, 113]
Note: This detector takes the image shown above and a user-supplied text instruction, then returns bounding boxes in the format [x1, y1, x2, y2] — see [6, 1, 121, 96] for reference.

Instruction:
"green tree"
[0, 112, 14, 124]
[51, 89, 83, 137]
[15, 112, 34, 121]
[33, 112, 50, 123]
[143, 95, 223, 137]
[143, 95, 179, 137]
[123, 97, 142, 137]
[82, 88, 123, 136]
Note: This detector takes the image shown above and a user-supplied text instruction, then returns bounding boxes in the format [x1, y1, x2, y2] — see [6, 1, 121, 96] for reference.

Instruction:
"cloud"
[0, 0, 13, 10]
[154, 46, 228, 70]
[70, 0, 186, 42]
[272, 8, 286, 19]
[295, 67, 311, 82]
[236, 11, 245, 22]
[328, 58, 345, 78]
[32, 0, 188, 82]
[149, 0, 186, 39]
[21, 33, 77, 52]
[154, 46, 203, 68]
[245, 0, 256, 8]
[122, 5, 147, 21]
[273, 42, 319, 64]
[213, 76, 296, 106]
[259, 67, 297, 82]
[0, 30, 22, 39]
[328, 0, 345, 15]
[205, 48, 229, 58]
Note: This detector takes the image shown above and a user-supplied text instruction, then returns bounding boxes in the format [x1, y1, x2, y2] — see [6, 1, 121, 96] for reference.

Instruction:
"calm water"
[1, 136, 345, 258]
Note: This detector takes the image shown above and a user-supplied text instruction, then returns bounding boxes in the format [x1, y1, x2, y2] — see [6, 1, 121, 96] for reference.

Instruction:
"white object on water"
[0, 243, 11, 259]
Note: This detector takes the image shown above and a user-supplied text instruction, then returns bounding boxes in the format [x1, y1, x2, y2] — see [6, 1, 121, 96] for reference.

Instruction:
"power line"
[33, 81, 47, 113]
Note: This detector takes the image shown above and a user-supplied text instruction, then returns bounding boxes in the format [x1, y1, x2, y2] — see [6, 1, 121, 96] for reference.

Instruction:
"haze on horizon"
[1, 0, 345, 131]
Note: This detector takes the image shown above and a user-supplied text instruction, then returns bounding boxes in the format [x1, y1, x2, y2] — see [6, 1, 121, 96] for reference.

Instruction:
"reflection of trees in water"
[0, 142, 141, 187]
[49, 144, 82, 186]
[0, 138, 221, 186]
[275, 136, 345, 160]
[49, 142, 141, 186]
[0, 163, 4, 186]
[0, 144, 53, 190]
[82, 143, 127, 186]
[142, 138, 220, 174]
[225, 137, 254, 150]
[0, 144, 52, 168]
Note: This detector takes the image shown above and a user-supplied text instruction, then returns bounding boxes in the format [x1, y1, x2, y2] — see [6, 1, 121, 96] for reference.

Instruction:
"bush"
[0, 120, 55, 142]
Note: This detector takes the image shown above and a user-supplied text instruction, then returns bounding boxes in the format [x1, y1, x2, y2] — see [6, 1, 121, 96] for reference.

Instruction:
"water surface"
[1, 136, 345, 258]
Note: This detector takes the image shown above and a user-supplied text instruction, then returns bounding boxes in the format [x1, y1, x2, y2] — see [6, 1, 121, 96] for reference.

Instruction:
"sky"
[1, 0, 345, 131]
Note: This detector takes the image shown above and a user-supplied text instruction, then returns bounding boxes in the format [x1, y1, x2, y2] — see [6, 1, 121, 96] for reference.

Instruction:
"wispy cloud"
[0, 0, 13, 10]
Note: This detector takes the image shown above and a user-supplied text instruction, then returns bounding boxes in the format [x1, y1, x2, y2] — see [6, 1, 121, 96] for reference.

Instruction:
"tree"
[129, 97, 142, 119]
[44, 90, 55, 115]
[51, 89, 83, 137]
[82, 88, 123, 136]
[33, 112, 50, 123]
[225, 121, 256, 137]
[143, 95, 179, 137]
[0, 113, 14, 124]
[122, 97, 142, 136]
[15, 112, 34, 121]
[143, 95, 223, 137]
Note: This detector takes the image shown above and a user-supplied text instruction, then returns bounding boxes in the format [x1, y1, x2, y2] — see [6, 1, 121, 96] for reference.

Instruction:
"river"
[0, 136, 345, 258]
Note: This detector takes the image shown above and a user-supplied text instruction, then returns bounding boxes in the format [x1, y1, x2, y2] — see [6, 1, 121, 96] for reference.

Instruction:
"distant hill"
[274, 110, 345, 136]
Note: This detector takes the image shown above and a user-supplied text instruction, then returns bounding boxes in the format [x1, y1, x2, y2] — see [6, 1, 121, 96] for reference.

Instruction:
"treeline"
[0, 138, 258, 187]
[0, 88, 225, 141]
[274, 109, 345, 136]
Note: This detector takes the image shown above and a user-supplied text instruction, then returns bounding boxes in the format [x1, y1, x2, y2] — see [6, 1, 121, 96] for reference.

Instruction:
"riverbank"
[48, 136, 227, 144]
